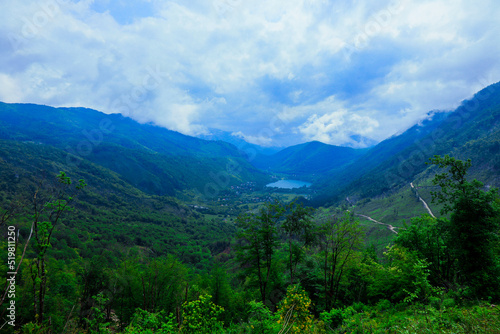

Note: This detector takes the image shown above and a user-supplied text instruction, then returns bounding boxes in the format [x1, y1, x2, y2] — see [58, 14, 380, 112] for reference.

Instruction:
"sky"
[1, 0, 500, 148]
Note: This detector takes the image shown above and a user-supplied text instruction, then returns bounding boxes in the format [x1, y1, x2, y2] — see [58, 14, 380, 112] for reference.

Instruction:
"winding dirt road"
[355, 214, 398, 234]
[353, 183, 436, 235]
[410, 182, 436, 218]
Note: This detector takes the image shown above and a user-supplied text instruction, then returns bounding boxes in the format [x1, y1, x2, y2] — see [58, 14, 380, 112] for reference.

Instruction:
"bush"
[277, 285, 314, 334]
[376, 299, 392, 312]
[124, 309, 176, 334]
[442, 298, 455, 309]
[352, 302, 367, 313]
[320, 308, 344, 330]
[181, 294, 224, 334]
[244, 300, 280, 333]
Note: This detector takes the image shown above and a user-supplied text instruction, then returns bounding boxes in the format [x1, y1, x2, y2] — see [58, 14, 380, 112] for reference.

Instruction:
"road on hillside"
[410, 182, 436, 218]
[355, 214, 398, 234]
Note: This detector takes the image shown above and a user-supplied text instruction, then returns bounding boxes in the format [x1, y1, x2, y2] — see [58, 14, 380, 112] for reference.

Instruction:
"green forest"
[1, 155, 499, 333]
[2, 0, 500, 331]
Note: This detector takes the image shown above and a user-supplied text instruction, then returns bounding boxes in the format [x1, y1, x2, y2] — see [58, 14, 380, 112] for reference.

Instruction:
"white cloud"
[0, 74, 22, 102]
[298, 110, 379, 147]
[231, 131, 273, 146]
[0, 0, 499, 147]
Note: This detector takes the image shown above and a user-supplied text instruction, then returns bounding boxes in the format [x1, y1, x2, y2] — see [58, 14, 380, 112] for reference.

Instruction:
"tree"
[429, 155, 500, 298]
[281, 201, 315, 285]
[123, 309, 176, 334]
[139, 255, 188, 314]
[395, 214, 457, 288]
[318, 211, 363, 309]
[181, 294, 224, 334]
[29, 172, 86, 325]
[208, 262, 232, 312]
[235, 202, 283, 305]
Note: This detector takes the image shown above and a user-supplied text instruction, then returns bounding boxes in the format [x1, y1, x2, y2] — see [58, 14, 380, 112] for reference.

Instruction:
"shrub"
[376, 299, 392, 312]
[442, 298, 455, 309]
[277, 285, 314, 334]
[182, 294, 224, 334]
[320, 308, 344, 330]
[246, 300, 280, 333]
[123, 309, 176, 334]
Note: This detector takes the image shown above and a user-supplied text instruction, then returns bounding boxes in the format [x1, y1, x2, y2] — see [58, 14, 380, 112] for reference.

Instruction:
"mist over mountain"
[0, 102, 271, 198]
[2, 0, 500, 330]
[1, 81, 500, 333]
[197, 128, 282, 156]
[312, 81, 500, 205]
[1, 80, 500, 205]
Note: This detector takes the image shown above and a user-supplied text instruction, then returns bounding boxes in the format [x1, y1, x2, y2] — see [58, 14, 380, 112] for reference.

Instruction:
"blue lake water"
[266, 180, 312, 189]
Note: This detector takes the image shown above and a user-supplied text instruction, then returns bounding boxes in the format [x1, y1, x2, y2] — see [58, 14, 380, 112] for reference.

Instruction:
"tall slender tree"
[281, 201, 315, 284]
[30, 172, 86, 325]
[429, 155, 500, 298]
[319, 211, 363, 310]
[235, 202, 283, 305]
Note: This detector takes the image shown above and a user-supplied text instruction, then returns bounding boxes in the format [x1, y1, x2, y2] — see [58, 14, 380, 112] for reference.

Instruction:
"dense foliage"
[0, 155, 499, 333]
[2, 84, 500, 333]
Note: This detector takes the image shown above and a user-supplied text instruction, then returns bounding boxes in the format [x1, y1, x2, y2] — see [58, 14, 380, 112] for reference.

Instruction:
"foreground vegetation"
[1, 155, 499, 333]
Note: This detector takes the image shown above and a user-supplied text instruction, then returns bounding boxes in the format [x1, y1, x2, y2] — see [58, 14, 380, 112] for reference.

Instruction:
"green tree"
[85, 292, 111, 334]
[395, 214, 457, 288]
[379, 245, 433, 304]
[281, 201, 315, 285]
[244, 300, 280, 334]
[79, 256, 111, 328]
[181, 294, 224, 334]
[29, 172, 86, 325]
[318, 211, 363, 309]
[206, 261, 235, 324]
[429, 155, 500, 298]
[123, 309, 176, 334]
[276, 285, 314, 334]
[235, 202, 283, 305]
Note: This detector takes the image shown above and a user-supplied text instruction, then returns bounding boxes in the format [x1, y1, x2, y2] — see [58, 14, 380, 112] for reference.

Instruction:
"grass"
[353, 186, 435, 228]
[338, 301, 500, 334]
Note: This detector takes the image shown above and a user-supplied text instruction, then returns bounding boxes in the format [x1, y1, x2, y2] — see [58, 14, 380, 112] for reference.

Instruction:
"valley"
[0, 81, 499, 333]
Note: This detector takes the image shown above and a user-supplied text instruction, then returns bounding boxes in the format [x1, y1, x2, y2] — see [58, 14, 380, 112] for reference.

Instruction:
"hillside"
[0, 102, 270, 197]
[0, 139, 237, 266]
[312, 81, 500, 206]
[252, 141, 367, 178]
[1, 87, 500, 333]
[0, 103, 274, 270]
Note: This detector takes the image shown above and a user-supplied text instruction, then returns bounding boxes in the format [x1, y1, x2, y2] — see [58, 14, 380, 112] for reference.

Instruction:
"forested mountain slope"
[252, 140, 367, 177]
[0, 139, 235, 263]
[0, 102, 269, 196]
[313, 81, 500, 205]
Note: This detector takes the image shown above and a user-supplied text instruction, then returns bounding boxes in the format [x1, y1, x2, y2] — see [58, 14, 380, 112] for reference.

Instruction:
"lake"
[266, 179, 312, 189]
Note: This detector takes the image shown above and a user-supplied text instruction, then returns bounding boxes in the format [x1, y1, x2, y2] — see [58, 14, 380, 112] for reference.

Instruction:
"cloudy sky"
[1, 0, 500, 148]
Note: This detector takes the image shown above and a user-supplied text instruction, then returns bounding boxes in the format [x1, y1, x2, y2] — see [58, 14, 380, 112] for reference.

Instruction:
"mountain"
[2, 81, 499, 225]
[0, 103, 239, 157]
[313, 81, 500, 205]
[0, 102, 270, 197]
[0, 103, 268, 266]
[0, 138, 237, 264]
[311, 110, 451, 198]
[252, 141, 367, 178]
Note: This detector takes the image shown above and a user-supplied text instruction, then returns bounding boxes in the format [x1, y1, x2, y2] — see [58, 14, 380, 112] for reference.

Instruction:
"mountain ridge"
[1, 81, 500, 210]
[0, 102, 270, 197]
[313, 81, 500, 206]
[251, 140, 368, 177]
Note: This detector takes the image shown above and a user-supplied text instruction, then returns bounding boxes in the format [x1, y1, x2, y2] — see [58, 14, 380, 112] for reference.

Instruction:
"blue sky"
[1, 0, 500, 148]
